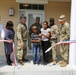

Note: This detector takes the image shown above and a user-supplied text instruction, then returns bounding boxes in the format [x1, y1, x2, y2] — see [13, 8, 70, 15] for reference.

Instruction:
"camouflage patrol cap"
[36, 17, 40, 20]
[49, 18, 54, 21]
[20, 16, 26, 20]
[59, 15, 65, 21]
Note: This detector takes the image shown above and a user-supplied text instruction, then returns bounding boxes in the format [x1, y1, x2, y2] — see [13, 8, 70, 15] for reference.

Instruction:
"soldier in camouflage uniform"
[49, 18, 59, 65]
[29, 17, 42, 36]
[58, 15, 70, 67]
[16, 16, 28, 65]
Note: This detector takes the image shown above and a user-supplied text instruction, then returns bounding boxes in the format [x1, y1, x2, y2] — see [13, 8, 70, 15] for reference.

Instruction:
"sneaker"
[33, 62, 36, 65]
[37, 62, 40, 65]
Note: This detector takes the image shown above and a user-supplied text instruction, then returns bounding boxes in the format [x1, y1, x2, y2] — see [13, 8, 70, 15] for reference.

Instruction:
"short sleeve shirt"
[41, 28, 50, 41]
[31, 33, 40, 45]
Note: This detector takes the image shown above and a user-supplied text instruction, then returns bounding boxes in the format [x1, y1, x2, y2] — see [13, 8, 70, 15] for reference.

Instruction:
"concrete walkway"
[0, 53, 76, 75]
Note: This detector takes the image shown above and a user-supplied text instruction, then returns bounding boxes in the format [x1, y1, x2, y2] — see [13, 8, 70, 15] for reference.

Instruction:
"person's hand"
[60, 39, 65, 44]
[51, 37, 56, 40]
[10, 40, 13, 43]
[42, 34, 44, 36]
[21, 43, 24, 49]
[39, 33, 42, 37]
[41, 34, 45, 36]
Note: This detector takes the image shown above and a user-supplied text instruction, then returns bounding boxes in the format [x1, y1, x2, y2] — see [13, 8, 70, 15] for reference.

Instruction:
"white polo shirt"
[41, 28, 50, 41]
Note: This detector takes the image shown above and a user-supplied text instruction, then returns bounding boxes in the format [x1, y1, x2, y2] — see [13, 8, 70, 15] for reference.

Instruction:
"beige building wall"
[0, 0, 18, 29]
[0, 1, 71, 55]
[0, 0, 18, 55]
[45, 2, 71, 25]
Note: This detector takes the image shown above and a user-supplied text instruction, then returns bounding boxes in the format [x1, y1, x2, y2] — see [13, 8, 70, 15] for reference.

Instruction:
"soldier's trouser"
[51, 41, 57, 61]
[60, 44, 69, 61]
[17, 40, 27, 60]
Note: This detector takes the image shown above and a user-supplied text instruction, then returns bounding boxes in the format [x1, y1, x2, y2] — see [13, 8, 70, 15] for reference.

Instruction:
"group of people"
[16, 15, 70, 67]
[0, 14, 70, 67]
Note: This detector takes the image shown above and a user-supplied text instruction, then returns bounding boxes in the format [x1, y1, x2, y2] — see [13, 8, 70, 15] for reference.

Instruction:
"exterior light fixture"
[23, 4, 29, 7]
[9, 8, 14, 16]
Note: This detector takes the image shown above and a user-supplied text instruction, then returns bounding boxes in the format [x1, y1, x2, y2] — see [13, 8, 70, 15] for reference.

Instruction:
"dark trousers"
[41, 41, 51, 63]
[5, 54, 12, 65]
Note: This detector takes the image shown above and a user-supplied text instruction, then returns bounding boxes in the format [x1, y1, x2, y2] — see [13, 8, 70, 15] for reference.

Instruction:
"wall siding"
[0, 0, 18, 55]
[0, 0, 18, 29]
[45, 2, 71, 25]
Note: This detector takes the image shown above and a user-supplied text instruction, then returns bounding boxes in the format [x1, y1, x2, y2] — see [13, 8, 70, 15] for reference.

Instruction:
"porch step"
[0, 62, 75, 75]
[0, 55, 76, 75]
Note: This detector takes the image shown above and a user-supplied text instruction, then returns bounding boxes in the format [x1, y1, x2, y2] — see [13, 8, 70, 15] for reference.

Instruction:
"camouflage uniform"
[50, 25, 59, 61]
[60, 22, 70, 61]
[29, 17, 42, 35]
[16, 23, 27, 61]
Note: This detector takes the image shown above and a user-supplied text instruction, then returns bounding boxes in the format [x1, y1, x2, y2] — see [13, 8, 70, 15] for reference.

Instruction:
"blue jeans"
[32, 45, 40, 63]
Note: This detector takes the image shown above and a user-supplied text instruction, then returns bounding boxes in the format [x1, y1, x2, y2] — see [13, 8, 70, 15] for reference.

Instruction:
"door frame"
[19, 10, 45, 50]
[25, 10, 45, 50]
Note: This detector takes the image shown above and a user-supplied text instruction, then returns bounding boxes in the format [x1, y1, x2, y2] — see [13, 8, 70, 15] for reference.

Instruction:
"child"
[31, 26, 41, 65]
[4, 21, 15, 65]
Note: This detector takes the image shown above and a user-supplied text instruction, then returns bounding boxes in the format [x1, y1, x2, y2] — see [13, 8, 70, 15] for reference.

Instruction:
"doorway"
[19, 10, 45, 50]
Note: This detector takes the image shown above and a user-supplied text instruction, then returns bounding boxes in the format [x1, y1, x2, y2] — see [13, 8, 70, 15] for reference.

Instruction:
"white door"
[25, 11, 45, 50]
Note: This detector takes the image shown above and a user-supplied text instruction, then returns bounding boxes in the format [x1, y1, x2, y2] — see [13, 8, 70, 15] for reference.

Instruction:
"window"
[26, 4, 31, 9]
[32, 4, 38, 10]
[39, 5, 44, 10]
[19, 4, 44, 10]
[19, 4, 25, 9]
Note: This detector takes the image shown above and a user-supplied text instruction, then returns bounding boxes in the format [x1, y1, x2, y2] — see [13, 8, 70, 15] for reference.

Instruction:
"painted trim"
[16, 0, 48, 4]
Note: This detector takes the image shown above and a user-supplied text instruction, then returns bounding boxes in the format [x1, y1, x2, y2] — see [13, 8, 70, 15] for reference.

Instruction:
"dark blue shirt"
[5, 29, 15, 41]
[4, 29, 15, 54]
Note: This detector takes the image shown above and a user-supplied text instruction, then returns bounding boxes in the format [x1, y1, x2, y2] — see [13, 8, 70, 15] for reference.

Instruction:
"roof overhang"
[16, 0, 71, 4]
[16, 0, 48, 4]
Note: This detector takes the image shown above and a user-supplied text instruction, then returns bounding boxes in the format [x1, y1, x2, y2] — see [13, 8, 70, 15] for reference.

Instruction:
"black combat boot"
[8, 54, 13, 63]
[22, 57, 29, 62]
[18, 59, 24, 65]
[6, 54, 12, 66]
